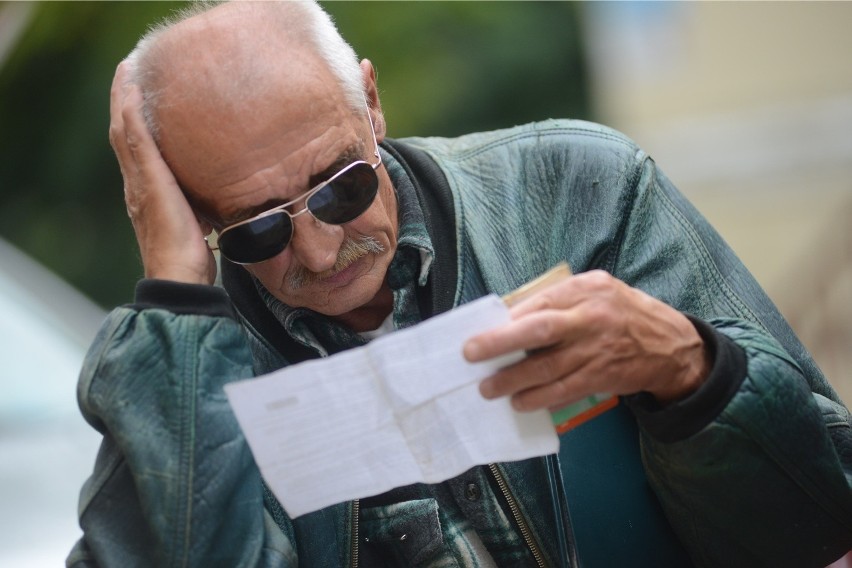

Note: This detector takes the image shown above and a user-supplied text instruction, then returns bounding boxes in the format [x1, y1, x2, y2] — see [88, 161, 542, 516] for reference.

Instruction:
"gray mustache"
[287, 235, 385, 289]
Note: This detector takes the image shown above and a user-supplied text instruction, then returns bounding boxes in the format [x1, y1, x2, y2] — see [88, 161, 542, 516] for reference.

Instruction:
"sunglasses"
[212, 108, 382, 265]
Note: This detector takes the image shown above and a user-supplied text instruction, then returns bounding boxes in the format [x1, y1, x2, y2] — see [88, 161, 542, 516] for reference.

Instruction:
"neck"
[331, 281, 394, 333]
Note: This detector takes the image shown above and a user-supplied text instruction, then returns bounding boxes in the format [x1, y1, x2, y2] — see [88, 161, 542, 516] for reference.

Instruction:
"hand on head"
[109, 61, 217, 285]
[464, 270, 711, 411]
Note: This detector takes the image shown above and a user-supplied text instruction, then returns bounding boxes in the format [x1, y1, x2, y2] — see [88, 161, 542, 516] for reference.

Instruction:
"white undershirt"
[358, 311, 395, 341]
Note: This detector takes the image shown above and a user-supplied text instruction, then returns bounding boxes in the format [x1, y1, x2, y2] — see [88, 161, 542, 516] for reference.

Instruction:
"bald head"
[126, 0, 364, 141]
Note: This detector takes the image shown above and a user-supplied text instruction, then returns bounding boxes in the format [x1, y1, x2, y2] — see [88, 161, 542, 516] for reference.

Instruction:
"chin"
[296, 272, 384, 314]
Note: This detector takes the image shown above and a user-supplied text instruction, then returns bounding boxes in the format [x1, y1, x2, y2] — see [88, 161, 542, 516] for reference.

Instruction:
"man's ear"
[360, 58, 386, 142]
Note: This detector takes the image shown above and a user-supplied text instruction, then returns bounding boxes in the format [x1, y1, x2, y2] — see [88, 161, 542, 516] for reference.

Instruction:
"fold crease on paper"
[225, 294, 560, 518]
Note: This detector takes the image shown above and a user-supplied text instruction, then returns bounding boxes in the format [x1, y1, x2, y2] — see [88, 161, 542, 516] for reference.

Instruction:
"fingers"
[510, 373, 596, 413]
[109, 62, 133, 177]
[507, 269, 616, 319]
[118, 78, 192, 224]
[468, 271, 624, 410]
[466, 270, 626, 361]
[468, 308, 594, 411]
[464, 271, 612, 363]
[108, 62, 128, 134]
[479, 348, 583, 399]
[121, 85, 159, 170]
[464, 308, 580, 362]
[470, 269, 710, 412]
[110, 61, 169, 183]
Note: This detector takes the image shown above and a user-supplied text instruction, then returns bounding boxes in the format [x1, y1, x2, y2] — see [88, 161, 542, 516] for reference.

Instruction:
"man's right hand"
[109, 61, 216, 285]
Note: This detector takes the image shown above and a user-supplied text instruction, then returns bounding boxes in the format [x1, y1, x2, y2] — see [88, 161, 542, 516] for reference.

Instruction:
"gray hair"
[125, 0, 365, 141]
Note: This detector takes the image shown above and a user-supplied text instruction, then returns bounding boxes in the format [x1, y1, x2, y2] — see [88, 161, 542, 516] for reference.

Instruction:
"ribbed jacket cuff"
[625, 315, 747, 443]
[130, 279, 237, 319]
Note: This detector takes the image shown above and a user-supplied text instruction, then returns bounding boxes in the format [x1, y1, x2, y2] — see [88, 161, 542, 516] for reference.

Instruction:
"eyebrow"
[220, 142, 366, 228]
[308, 143, 364, 188]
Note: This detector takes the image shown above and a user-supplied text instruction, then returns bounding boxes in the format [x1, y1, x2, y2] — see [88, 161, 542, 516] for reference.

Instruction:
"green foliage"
[324, 1, 589, 138]
[0, 1, 589, 308]
[0, 1, 188, 307]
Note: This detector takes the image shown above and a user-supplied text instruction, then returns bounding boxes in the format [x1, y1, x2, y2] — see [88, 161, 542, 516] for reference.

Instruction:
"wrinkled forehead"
[146, 22, 359, 214]
[163, 100, 362, 226]
[157, 76, 361, 227]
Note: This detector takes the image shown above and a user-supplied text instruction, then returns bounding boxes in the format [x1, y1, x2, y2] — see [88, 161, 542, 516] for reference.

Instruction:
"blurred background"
[0, 2, 849, 566]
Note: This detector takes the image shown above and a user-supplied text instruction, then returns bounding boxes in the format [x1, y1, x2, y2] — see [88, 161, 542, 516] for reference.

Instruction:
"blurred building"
[583, 2, 852, 405]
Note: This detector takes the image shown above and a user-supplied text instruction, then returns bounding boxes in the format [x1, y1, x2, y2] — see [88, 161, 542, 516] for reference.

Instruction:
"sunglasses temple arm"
[364, 96, 381, 162]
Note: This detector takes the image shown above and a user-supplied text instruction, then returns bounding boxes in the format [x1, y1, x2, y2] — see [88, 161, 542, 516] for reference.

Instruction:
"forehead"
[156, 58, 364, 225]
[216, 140, 367, 227]
[199, 115, 366, 228]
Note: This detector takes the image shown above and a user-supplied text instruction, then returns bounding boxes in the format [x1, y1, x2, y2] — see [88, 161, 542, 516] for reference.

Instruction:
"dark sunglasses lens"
[307, 162, 379, 224]
[219, 212, 293, 264]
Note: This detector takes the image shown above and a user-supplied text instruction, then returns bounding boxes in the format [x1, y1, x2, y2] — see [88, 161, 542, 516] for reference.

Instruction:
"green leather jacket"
[69, 120, 852, 567]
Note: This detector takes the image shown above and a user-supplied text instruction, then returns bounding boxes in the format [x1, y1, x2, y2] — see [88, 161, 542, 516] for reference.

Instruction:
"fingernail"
[479, 379, 495, 399]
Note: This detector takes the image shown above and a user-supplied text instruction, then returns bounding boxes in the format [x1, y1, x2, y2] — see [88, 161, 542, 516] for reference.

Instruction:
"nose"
[287, 214, 344, 273]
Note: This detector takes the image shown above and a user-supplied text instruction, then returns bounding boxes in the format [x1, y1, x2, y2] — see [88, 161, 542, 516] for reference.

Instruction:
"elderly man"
[70, 1, 852, 567]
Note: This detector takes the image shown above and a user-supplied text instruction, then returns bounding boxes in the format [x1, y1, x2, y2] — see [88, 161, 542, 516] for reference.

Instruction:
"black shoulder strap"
[222, 138, 458, 362]
[381, 138, 458, 317]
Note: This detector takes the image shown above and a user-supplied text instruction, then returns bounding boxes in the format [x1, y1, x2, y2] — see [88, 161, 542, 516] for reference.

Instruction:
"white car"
[0, 237, 104, 567]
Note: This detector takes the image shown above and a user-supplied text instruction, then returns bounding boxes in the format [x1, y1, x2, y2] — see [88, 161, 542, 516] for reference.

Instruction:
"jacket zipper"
[350, 498, 360, 568]
[351, 472, 545, 567]
[489, 463, 547, 568]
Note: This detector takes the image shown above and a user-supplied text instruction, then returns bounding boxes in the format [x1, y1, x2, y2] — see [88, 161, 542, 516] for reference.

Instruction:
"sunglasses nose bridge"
[288, 205, 313, 222]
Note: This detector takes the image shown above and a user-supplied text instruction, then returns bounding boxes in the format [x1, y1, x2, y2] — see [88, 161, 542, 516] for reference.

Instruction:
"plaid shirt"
[256, 149, 538, 567]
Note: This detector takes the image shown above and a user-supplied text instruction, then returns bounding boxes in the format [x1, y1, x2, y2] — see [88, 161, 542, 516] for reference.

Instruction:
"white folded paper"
[224, 294, 559, 518]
